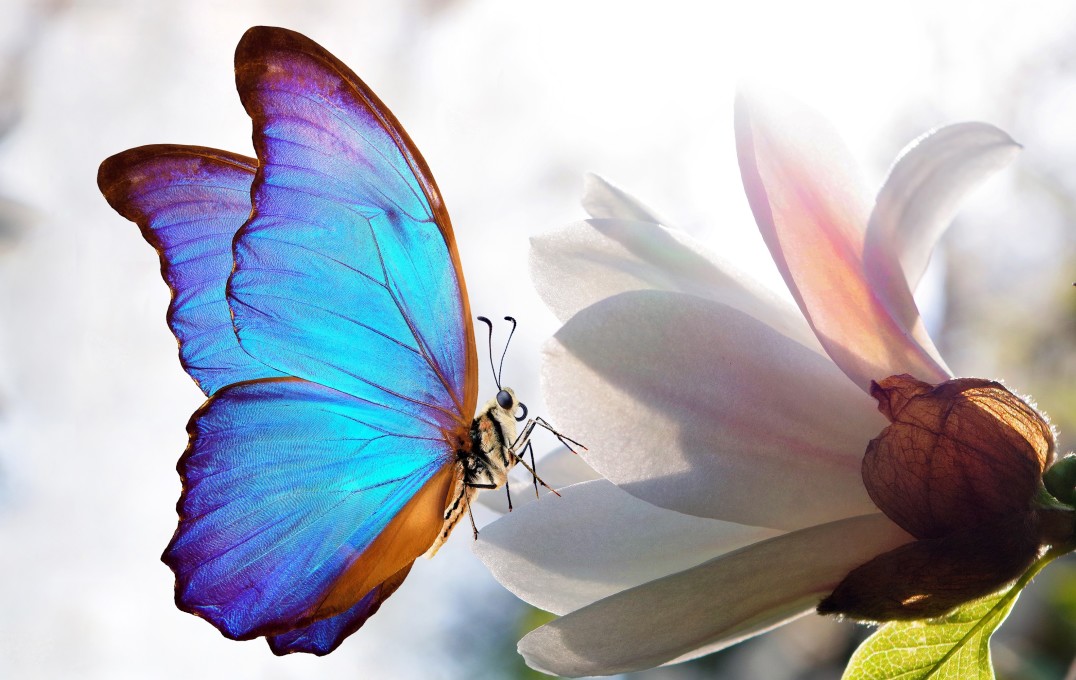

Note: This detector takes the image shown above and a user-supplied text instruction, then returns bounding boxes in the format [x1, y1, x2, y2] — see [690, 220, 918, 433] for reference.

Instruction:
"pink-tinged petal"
[544, 289, 884, 529]
[518, 514, 912, 677]
[735, 89, 950, 390]
[474, 480, 781, 615]
[529, 213, 819, 349]
[867, 123, 1020, 294]
[475, 446, 600, 513]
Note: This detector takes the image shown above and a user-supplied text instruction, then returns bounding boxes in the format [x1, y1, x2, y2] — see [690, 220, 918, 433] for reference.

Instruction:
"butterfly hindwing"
[266, 562, 414, 656]
[96, 145, 285, 395]
[164, 378, 456, 640]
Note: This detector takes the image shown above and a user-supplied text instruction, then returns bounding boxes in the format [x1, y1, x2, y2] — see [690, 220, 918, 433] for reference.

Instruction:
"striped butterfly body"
[436, 387, 523, 553]
[98, 26, 574, 656]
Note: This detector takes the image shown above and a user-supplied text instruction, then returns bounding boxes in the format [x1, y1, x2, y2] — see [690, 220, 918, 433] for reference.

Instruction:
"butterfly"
[97, 26, 576, 656]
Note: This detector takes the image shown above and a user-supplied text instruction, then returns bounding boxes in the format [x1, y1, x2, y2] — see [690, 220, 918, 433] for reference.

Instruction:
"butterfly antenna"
[497, 316, 517, 387]
[477, 316, 501, 389]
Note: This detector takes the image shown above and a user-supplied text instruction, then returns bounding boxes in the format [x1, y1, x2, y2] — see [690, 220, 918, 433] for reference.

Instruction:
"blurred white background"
[1, 1, 1075, 678]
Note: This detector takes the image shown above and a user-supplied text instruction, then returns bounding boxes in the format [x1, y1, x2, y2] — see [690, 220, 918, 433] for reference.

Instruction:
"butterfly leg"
[511, 418, 537, 451]
[523, 440, 539, 499]
[506, 420, 539, 499]
[533, 416, 587, 454]
[466, 495, 479, 540]
[504, 416, 585, 500]
[511, 439, 540, 499]
[464, 479, 516, 513]
[507, 444, 561, 498]
[511, 417, 586, 457]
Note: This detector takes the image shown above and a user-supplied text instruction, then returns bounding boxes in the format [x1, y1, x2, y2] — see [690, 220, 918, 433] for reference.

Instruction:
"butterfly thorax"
[461, 394, 520, 489]
[429, 387, 521, 554]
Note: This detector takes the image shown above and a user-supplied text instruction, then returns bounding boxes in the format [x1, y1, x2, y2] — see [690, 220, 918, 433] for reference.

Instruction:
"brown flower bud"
[862, 375, 1054, 540]
[819, 375, 1068, 622]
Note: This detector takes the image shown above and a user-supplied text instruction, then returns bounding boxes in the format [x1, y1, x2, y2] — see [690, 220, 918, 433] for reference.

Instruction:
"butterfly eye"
[496, 390, 513, 409]
[514, 402, 528, 423]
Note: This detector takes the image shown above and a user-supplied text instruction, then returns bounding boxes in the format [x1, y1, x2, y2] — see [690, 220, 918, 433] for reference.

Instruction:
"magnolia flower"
[474, 90, 1025, 677]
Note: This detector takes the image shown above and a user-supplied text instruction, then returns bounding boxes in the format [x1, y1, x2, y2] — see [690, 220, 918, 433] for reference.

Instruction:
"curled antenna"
[476, 316, 500, 389]
[498, 316, 517, 388]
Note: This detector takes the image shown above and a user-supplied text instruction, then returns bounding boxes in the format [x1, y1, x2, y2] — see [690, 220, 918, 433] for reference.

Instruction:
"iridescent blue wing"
[159, 26, 479, 651]
[266, 563, 413, 656]
[229, 26, 478, 421]
[97, 146, 285, 395]
[164, 378, 458, 641]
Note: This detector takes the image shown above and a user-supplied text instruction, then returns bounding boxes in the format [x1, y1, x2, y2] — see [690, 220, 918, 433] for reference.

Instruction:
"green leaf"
[841, 587, 1016, 679]
[842, 550, 1060, 680]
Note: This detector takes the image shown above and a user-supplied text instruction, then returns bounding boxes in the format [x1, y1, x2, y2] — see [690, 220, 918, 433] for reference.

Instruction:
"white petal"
[735, 88, 950, 390]
[474, 479, 781, 615]
[544, 289, 884, 529]
[867, 122, 1020, 291]
[529, 216, 820, 350]
[475, 446, 600, 513]
[580, 173, 666, 222]
[518, 514, 912, 677]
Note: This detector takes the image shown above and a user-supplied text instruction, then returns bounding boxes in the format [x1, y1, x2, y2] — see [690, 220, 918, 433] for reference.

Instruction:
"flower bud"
[862, 375, 1054, 540]
[820, 374, 1065, 622]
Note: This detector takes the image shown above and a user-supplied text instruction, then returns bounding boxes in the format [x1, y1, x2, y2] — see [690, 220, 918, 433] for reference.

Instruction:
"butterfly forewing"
[229, 27, 477, 425]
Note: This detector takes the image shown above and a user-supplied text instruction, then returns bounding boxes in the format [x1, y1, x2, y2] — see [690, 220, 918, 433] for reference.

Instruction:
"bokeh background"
[1, 0, 1075, 678]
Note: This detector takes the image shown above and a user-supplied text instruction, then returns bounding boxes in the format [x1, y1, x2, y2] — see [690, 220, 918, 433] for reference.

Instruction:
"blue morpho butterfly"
[97, 26, 579, 656]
